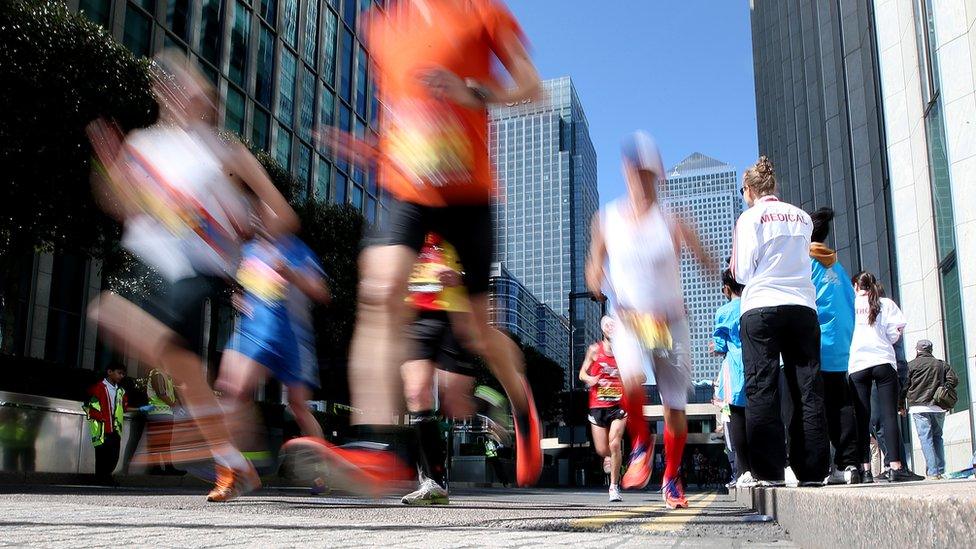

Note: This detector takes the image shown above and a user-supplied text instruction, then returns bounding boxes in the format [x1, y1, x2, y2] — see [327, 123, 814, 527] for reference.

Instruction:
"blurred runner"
[579, 316, 626, 503]
[85, 50, 297, 502]
[215, 229, 331, 454]
[316, 0, 545, 490]
[586, 131, 713, 509]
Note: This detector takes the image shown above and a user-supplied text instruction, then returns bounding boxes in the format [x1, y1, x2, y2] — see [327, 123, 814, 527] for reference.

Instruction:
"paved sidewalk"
[736, 479, 976, 548]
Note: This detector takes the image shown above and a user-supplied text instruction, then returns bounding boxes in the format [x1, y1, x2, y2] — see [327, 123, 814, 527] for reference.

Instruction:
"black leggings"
[729, 405, 750, 477]
[849, 364, 903, 465]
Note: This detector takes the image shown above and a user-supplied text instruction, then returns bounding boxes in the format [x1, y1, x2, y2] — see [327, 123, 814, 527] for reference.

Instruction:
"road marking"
[642, 493, 717, 532]
[572, 493, 714, 530]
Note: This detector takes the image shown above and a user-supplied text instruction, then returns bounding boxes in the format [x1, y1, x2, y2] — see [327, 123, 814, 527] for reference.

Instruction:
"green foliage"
[0, 0, 157, 257]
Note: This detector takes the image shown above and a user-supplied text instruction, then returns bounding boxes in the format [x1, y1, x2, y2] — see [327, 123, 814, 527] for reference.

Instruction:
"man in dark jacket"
[905, 340, 959, 478]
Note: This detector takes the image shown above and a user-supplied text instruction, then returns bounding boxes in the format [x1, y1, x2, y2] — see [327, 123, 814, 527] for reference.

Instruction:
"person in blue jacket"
[712, 268, 749, 485]
[808, 207, 860, 485]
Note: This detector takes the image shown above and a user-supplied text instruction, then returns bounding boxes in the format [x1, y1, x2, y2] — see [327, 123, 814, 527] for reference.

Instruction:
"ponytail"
[853, 271, 882, 325]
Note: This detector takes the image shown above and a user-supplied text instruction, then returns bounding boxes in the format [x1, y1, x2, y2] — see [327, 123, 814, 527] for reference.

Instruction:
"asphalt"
[0, 485, 794, 548]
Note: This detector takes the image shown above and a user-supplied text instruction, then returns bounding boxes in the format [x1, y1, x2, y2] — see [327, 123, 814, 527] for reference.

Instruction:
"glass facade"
[489, 77, 600, 375]
[488, 263, 571, 381]
[75, 0, 388, 221]
[912, 0, 969, 410]
[663, 155, 743, 380]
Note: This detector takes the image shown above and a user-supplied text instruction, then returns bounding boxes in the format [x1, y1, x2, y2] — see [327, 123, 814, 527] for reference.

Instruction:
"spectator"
[905, 339, 958, 479]
[83, 364, 129, 485]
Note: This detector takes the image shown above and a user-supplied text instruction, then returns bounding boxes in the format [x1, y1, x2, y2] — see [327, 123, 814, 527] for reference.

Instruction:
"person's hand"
[582, 376, 598, 388]
[898, 407, 907, 417]
[417, 67, 484, 109]
[585, 261, 605, 301]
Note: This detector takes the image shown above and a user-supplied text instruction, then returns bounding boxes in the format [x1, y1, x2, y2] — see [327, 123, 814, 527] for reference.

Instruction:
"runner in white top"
[731, 155, 828, 487]
[86, 50, 298, 502]
[586, 131, 713, 510]
[847, 271, 922, 482]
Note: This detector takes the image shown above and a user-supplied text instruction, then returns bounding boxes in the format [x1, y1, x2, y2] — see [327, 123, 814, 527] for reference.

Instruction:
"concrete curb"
[735, 479, 976, 548]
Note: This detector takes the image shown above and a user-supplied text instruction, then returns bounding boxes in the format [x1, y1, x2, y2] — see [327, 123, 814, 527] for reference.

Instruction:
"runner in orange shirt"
[307, 0, 544, 490]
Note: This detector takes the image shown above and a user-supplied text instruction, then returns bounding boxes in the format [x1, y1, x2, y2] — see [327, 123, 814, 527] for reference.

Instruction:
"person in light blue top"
[712, 268, 749, 483]
[808, 207, 860, 485]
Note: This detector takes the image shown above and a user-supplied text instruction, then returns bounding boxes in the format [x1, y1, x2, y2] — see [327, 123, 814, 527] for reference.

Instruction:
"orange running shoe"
[207, 461, 261, 502]
[621, 441, 652, 490]
[514, 379, 542, 487]
[662, 476, 689, 509]
[280, 437, 412, 497]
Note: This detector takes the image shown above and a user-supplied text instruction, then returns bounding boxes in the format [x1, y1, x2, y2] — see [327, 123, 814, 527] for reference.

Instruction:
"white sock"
[213, 444, 247, 471]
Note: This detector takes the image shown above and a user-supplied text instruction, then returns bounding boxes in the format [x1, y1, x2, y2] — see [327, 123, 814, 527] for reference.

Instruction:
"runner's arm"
[578, 346, 598, 387]
[585, 214, 607, 300]
[676, 216, 716, 272]
[225, 140, 299, 237]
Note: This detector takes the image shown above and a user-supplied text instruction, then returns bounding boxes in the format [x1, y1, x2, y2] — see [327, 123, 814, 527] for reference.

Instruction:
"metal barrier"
[0, 390, 135, 475]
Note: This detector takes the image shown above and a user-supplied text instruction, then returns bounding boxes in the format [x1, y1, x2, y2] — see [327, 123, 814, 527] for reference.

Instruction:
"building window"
[316, 159, 332, 202]
[259, 0, 277, 26]
[166, 0, 192, 43]
[334, 172, 348, 204]
[299, 67, 316, 141]
[339, 28, 354, 102]
[278, 50, 298, 126]
[252, 107, 271, 150]
[322, 8, 338, 85]
[276, 125, 292, 169]
[342, 0, 357, 28]
[355, 45, 368, 116]
[297, 145, 312, 201]
[199, 0, 224, 68]
[303, 0, 319, 65]
[225, 86, 246, 136]
[228, 1, 251, 88]
[350, 183, 363, 209]
[256, 25, 275, 108]
[282, 0, 298, 47]
[123, 3, 152, 58]
[79, 0, 111, 27]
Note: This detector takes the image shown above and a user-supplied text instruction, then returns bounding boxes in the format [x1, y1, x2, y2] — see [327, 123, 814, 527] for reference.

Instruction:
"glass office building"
[488, 77, 599, 376]
[663, 154, 742, 381]
[74, 0, 388, 223]
[488, 263, 571, 383]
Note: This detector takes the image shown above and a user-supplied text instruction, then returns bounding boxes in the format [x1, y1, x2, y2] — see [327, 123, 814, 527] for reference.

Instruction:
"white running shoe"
[608, 485, 622, 502]
[401, 477, 449, 505]
[823, 466, 847, 485]
[784, 466, 798, 487]
[736, 471, 757, 488]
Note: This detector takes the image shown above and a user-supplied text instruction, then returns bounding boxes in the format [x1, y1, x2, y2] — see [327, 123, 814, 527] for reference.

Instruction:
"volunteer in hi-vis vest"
[83, 365, 128, 483]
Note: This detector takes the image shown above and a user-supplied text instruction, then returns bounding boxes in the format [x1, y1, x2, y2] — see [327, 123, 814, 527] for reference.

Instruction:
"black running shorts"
[406, 310, 477, 377]
[141, 273, 226, 354]
[587, 406, 627, 429]
[363, 199, 493, 295]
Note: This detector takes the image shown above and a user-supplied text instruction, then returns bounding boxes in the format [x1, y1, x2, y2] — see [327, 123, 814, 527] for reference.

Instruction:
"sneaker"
[475, 386, 511, 428]
[823, 466, 847, 485]
[207, 462, 261, 502]
[881, 468, 924, 483]
[755, 479, 786, 487]
[926, 474, 945, 480]
[280, 437, 413, 497]
[621, 442, 652, 490]
[662, 476, 689, 509]
[736, 471, 757, 488]
[784, 466, 798, 487]
[513, 380, 543, 488]
[861, 470, 874, 484]
[608, 485, 622, 502]
[844, 466, 861, 485]
[401, 477, 449, 505]
[725, 480, 737, 490]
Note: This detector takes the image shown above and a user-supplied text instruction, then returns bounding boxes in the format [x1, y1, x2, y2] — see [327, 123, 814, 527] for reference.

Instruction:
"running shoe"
[401, 477, 449, 506]
[784, 466, 798, 487]
[736, 471, 757, 488]
[608, 485, 622, 502]
[280, 437, 412, 497]
[843, 465, 861, 485]
[823, 466, 848, 485]
[878, 468, 924, 482]
[207, 462, 261, 502]
[621, 442, 651, 490]
[861, 469, 875, 484]
[662, 476, 689, 509]
[513, 379, 542, 487]
[475, 386, 511, 428]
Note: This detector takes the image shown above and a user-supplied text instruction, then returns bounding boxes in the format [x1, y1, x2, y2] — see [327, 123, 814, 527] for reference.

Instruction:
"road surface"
[0, 484, 793, 547]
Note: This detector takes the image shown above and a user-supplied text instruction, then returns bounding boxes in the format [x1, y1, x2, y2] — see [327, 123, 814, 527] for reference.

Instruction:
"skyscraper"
[663, 153, 742, 380]
[489, 77, 600, 377]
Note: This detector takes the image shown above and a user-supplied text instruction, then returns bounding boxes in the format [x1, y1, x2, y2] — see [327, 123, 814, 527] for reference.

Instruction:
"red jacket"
[86, 381, 128, 434]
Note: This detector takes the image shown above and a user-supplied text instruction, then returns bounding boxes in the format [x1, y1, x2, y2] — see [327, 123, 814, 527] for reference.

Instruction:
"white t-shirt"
[121, 126, 249, 280]
[103, 379, 118, 413]
[732, 196, 816, 314]
[848, 295, 906, 374]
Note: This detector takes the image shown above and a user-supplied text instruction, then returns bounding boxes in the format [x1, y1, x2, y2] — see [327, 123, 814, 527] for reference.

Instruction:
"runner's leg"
[608, 417, 626, 487]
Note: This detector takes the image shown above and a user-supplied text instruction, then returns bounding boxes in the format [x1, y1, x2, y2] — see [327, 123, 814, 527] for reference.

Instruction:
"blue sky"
[506, 1, 759, 204]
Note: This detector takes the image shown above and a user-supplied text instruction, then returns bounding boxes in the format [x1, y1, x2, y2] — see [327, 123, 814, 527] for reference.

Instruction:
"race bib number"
[622, 311, 673, 351]
[407, 260, 444, 294]
[237, 257, 287, 303]
[596, 386, 622, 402]
[386, 99, 474, 188]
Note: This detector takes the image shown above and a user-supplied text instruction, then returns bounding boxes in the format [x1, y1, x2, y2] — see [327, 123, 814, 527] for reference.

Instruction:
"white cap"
[621, 131, 666, 182]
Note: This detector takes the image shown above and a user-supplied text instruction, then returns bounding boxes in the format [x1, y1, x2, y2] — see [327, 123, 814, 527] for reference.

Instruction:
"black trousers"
[741, 305, 828, 482]
[728, 405, 750, 477]
[849, 364, 903, 465]
[95, 431, 121, 481]
[822, 371, 860, 468]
